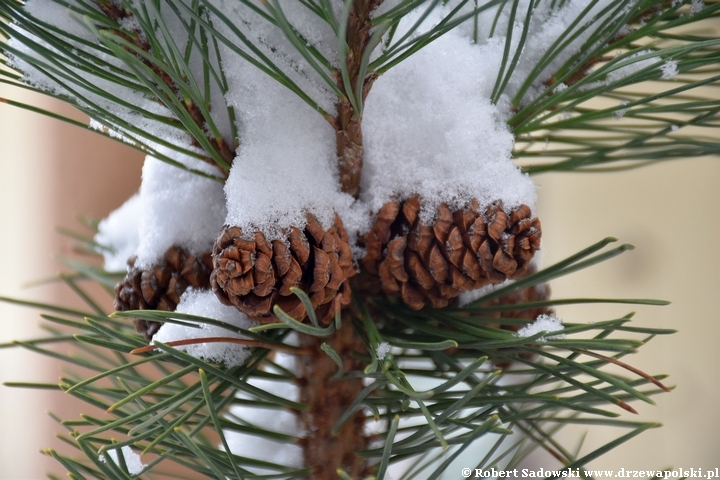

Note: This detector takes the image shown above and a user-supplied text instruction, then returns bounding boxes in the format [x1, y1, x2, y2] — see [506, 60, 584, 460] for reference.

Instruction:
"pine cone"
[361, 196, 541, 310]
[114, 246, 214, 339]
[211, 213, 355, 324]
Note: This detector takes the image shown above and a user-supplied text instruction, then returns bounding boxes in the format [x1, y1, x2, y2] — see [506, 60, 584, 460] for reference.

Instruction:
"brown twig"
[334, 0, 383, 198]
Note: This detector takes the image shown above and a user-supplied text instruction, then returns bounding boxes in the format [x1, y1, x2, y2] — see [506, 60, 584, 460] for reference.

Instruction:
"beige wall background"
[0, 86, 142, 479]
[533, 158, 720, 470]
[0, 92, 719, 477]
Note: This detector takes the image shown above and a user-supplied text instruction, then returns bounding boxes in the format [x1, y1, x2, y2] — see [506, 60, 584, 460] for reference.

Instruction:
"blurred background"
[1, 85, 719, 477]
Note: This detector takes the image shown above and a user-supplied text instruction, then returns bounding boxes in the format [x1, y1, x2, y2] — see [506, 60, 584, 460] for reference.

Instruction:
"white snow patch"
[215, 1, 353, 239]
[88, 119, 134, 143]
[691, 0, 705, 14]
[607, 50, 659, 84]
[516, 314, 565, 341]
[134, 155, 226, 269]
[661, 60, 679, 79]
[440, 0, 630, 103]
[95, 193, 141, 272]
[100, 446, 146, 475]
[553, 83, 568, 94]
[118, 15, 144, 38]
[10, 0, 236, 169]
[376, 342, 391, 361]
[24, 0, 96, 41]
[617, 24, 634, 38]
[614, 100, 630, 119]
[458, 280, 514, 307]
[152, 289, 256, 368]
[226, 351, 302, 472]
[223, 53, 352, 240]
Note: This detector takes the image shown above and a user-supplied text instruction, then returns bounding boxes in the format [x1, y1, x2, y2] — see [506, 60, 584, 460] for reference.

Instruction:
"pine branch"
[0, 226, 673, 478]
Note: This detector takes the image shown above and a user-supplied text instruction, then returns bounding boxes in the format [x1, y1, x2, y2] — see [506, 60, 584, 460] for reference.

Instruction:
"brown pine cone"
[211, 213, 355, 325]
[361, 196, 541, 310]
[114, 246, 214, 339]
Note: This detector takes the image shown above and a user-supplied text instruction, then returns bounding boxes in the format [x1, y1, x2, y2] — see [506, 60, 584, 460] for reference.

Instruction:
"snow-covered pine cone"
[361, 196, 541, 310]
[211, 213, 355, 324]
[114, 246, 214, 339]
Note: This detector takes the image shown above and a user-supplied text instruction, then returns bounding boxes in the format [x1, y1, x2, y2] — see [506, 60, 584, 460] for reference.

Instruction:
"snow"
[614, 100, 630, 119]
[606, 50, 659, 85]
[212, 0, 360, 240]
[553, 83, 568, 94]
[577, 49, 663, 92]
[88, 119, 134, 143]
[222, 57, 352, 239]
[361, 24, 536, 224]
[117, 16, 144, 38]
[152, 289, 256, 368]
[8, 0, 235, 166]
[458, 280, 514, 307]
[691, 0, 705, 14]
[376, 342, 391, 361]
[94, 152, 226, 271]
[100, 446, 145, 475]
[516, 314, 565, 341]
[661, 60, 679, 79]
[358, 0, 640, 224]
[11, 0, 665, 243]
[95, 193, 141, 272]
[225, 351, 302, 472]
[443, 0, 633, 102]
[134, 154, 226, 269]
[24, 0, 97, 42]
[214, 1, 339, 111]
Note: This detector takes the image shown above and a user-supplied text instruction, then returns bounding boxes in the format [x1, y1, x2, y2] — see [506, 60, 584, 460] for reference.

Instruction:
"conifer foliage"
[1, 0, 719, 478]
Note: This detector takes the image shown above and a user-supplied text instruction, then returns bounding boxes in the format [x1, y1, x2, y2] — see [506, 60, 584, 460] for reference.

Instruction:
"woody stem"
[297, 322, 369, 479]
[335, 0, 382, 198]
